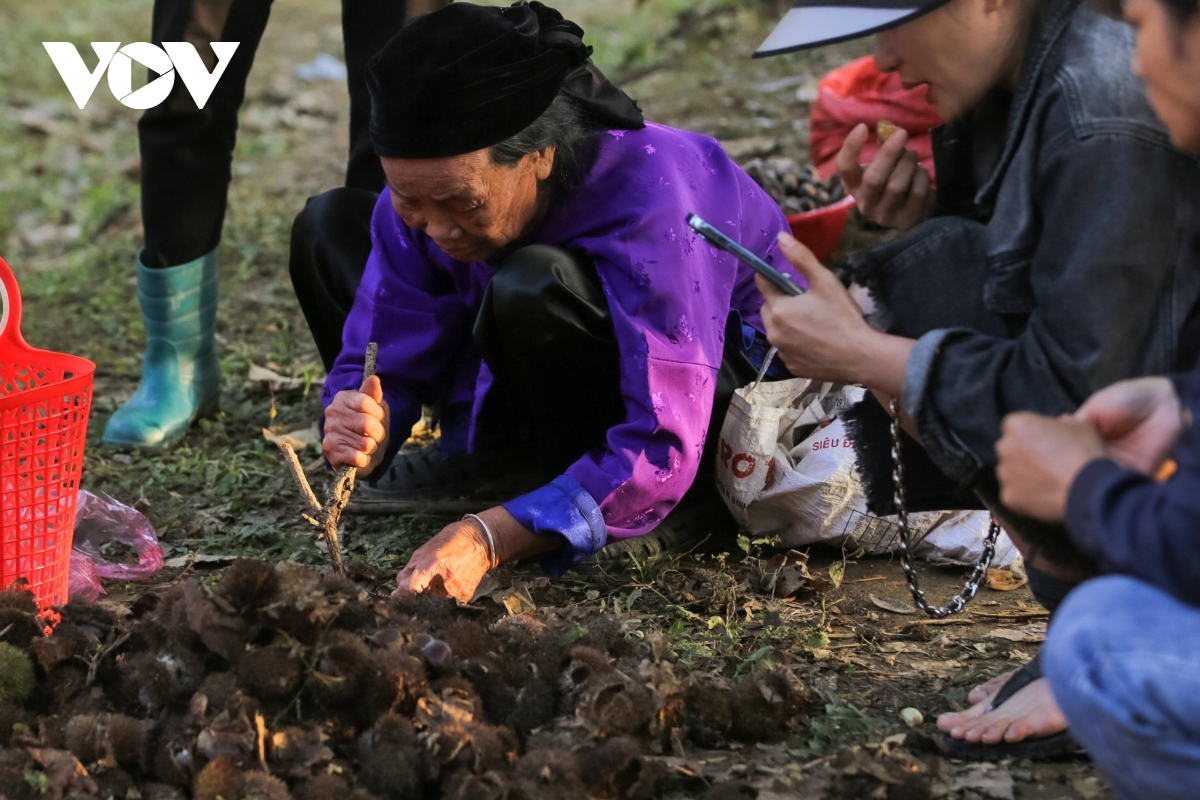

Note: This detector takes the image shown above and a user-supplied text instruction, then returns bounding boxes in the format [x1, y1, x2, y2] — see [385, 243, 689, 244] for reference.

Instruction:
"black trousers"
[138, 0, 406, 268]
[289, 187, 758, 498]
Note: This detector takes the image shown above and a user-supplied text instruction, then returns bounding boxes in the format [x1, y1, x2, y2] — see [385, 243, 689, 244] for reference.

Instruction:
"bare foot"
[937, 677, 1067, 745]
[968, 667, 1018, 706]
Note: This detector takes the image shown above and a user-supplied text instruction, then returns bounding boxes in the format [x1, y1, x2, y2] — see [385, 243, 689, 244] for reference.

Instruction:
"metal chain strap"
[889, 398, 1001, 619]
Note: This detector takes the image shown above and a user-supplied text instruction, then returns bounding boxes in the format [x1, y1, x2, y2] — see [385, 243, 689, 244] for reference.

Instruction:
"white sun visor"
[755, 5, 921, 57]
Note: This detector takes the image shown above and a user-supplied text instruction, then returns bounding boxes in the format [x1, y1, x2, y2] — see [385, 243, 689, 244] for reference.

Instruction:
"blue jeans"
[1044, 576, 1200, 800]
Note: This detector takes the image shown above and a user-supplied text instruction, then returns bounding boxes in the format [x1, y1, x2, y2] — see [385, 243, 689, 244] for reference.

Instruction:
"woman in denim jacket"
[755, 0, 1200, 760]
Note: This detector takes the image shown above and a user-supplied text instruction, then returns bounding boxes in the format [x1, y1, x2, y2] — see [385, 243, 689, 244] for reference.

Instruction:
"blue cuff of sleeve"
[1065, 457, 1129, 563]
[503, 475, 607, 576]
[899, 329, 948, 419]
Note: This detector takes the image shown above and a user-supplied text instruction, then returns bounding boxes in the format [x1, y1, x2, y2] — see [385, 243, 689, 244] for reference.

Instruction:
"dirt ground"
[0, 0, 1110, 796]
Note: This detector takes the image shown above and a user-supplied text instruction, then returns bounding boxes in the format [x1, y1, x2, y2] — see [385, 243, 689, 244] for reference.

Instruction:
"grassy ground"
[0, 0, 1111, 795]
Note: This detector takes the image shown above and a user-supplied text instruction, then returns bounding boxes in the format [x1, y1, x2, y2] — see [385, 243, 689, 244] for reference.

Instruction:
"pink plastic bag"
[810, 56, 943, 180]
[68, 490, 165, 600]
[69, 550, 102, 602]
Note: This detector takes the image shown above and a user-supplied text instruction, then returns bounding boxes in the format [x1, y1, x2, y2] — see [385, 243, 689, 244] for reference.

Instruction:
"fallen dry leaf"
[248, 364, 322, 391]
[1071, 774, 1110, 799]
[947, 763, 1015, 800]
[828, 561, 845, 589]
[986, 567, 1028, 592]
[163, 553, 237, 569]
[469, 573, 500, 603]
[906, 659, 963, 679]
[720, 135, 779, 161]
[870, 594, 917, 615]
[761, 550, 831, 598]
[776, 564, 812, 598]
[20, 222, 80, 249]
[986, 623, 1047, 643]
[16, 103, 70, 137]
[493, 582, 537, 615]
[416, 686, 479, 729]
[831, 743, 929, 786]
[765, 549, 811, 568]
[971, 608, 1049, 620]
[262, 425, 320, 450]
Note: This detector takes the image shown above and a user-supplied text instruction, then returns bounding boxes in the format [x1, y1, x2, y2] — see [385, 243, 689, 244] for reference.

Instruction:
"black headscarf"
[367, 1, 645, 159]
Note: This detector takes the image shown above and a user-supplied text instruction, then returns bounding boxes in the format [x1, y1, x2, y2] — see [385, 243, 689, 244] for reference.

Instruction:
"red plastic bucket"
[787, 194, 856, 263]
[0, 256, 95, 609]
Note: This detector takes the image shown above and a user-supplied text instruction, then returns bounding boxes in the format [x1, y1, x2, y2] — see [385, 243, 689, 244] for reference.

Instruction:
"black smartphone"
[685, 213, 804, 297]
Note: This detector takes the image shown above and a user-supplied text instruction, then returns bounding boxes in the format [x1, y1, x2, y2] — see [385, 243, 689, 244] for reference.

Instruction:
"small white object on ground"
[295, 54, 347, 81]
[900, 707, 924, 727]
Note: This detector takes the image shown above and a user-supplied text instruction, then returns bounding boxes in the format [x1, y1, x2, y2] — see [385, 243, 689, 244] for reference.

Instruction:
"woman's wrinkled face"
[1127, 0, 1200, 150]
[874, 0, 1024, 122]
[382, 147, 554, 262]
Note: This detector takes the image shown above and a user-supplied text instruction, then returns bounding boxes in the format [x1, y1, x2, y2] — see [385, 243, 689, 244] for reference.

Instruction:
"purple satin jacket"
[322, 122, 796, 572]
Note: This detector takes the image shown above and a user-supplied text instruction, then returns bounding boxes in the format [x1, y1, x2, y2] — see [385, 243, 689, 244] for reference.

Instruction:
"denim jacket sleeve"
[898, 131, 1198, 484]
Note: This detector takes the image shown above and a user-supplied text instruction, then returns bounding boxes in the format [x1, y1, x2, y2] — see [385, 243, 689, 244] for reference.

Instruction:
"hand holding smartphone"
[685, 213, 804, 297]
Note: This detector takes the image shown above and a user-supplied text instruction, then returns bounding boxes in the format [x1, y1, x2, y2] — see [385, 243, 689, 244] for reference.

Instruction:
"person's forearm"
[851, 331, 915, 399]
[1066, 460, 1200, 605]
[476, 506, 562, 565]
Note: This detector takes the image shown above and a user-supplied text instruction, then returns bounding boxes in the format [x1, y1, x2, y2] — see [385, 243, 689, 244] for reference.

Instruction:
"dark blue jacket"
[1067, 372, 1200, 606]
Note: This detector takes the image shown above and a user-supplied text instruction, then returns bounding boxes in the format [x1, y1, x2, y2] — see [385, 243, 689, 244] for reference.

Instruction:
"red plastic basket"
[0, 256, 95, 609]
[787, 194, 856, 263]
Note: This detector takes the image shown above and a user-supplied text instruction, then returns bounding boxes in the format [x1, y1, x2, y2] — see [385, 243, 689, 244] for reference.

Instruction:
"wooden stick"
[277, 342, 378, 576]
[280, 442, 321, 513]
[325, 340, 379, 495]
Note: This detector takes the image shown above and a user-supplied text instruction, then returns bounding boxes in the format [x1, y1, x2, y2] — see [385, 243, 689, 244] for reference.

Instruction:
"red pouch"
[810, 56, 943, 182]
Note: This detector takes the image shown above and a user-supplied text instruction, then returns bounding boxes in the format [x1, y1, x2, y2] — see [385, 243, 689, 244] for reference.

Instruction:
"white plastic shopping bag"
[715, 368, 1017, 566]
[714, 374, 830, 524]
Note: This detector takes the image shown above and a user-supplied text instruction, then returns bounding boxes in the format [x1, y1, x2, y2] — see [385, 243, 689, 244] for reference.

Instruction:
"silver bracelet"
[462, 513, 497, 567]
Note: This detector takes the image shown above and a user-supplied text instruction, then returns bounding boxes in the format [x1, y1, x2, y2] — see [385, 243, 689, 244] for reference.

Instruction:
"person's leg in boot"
[103, 250, 221, 447]
[1045, 576, 1200, 800]
[341, 0, 418, 193]
[105, 0, 271, 446]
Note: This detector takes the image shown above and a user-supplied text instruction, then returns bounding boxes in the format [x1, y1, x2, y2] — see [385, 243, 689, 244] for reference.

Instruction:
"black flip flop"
[935, 652, 1083, 761]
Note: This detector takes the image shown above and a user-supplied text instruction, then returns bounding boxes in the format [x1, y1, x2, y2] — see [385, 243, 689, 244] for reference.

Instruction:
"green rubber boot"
[102, 249, 220, 448]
